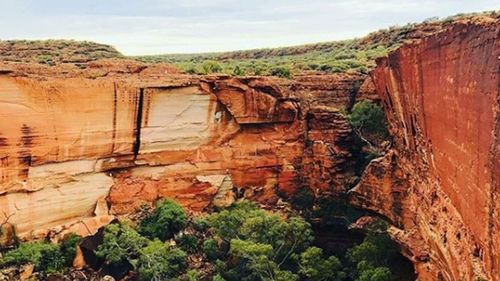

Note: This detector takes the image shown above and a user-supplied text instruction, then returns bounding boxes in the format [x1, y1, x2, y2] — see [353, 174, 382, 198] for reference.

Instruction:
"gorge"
[0, 15, 498, 281]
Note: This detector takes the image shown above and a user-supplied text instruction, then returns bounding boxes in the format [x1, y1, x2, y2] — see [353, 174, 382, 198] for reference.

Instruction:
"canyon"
[0, 16, 498, 281]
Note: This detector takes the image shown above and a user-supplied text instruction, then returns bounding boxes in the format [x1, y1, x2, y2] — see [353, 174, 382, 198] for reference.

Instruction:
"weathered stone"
[72, 245, 86, 270]
[19, 264, 33, 281]
[351, 17, 499, 281]
[0, 67, 364, 240]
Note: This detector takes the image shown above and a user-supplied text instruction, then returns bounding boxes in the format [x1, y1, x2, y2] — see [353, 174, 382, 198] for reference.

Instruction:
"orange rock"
[72, 245, 86, 269]
[354, 17, 499, 281]
[19, 264, 34, 281]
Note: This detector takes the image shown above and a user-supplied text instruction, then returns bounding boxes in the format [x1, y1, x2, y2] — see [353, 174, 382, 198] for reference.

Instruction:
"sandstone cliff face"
[350, 18, 499, 281]
[1, 18, 496, 281]
[0, 64, 365, 241]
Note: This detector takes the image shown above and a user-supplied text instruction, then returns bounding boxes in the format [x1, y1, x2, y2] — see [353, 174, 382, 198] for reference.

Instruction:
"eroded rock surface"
[0, 63, 365, 240]
[0, 17, 497, 281]
[350, 17, 499, 281]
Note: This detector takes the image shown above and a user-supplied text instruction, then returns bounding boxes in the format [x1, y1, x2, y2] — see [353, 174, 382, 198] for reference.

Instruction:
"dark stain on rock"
[110, 82, 118, 153]
[0, 135, 8, 147]
[20, 124, 34, 148]
[17, 124, 36, 178]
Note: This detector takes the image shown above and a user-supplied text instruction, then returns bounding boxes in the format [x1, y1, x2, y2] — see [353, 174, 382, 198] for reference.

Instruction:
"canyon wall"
[0, 18, 497, 281]
[350, 18, 499, 281]
[0, 64, 366, 241]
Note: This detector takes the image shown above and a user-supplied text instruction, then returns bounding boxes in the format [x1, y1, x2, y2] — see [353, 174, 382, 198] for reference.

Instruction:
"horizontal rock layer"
[0, 66, 366, 240]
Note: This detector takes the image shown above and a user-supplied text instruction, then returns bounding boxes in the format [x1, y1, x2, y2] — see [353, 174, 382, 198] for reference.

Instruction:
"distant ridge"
[133, 11, 498, 76]
[0, 39, 122, 65]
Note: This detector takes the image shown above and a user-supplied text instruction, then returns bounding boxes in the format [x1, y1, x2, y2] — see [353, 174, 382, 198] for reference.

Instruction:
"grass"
[133, 11, 498, 76]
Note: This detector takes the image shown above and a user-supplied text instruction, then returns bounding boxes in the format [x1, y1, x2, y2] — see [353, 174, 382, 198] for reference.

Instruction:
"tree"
[270, 67, 291, 79]
[346, 234, 398, 267]
[0, 241, 64, 273]
[347, 234, 396, 281]
[181, 269, 202, 281]
[355, 261, 391, 281]
[208, 201, 316, 280]
[348, 100, 389, 148]
[213, 274, 227, 281]
[202, 238, 220, 261]
[139, 199, 187, 241]
[233, 65, 245, 76]
[95, 223, 148, 264]
[202, 60, 223, 74]
[192, 217, 210, 232]
[136, 239, 187, 281]
[299, 247, 345, 281]
[229, 239, 298, 281]
[208, 200, 264, 241]
[239, 215, 313, 266]
[177, 234, 199, 254]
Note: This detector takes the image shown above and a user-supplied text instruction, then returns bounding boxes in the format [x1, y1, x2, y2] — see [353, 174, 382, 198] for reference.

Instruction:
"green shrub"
[182, 269, 201, 281]
[0, 241, 64, 273]
[38, 245, 65, 274]
[192, 217, 210, 232]
[139, 199, 187, 241]
[136, 239, 187, 281]
[36, 55, 53, 65]
[179, 62, 197, 74]
[355, 261, 391, 281]
[201, 60, 223, 74]
[213, 273, 227, 281]
[60, 233, 82, 266]
[209, 201, 314, 280]
[232, 65, 245, 76]
[202, 239, 219, 261]
[177, 234, 198, 254]
[239, 215, 313, 263]
[348, 100, 389, 145]
[95, 223, 148, 264]
[228, 239, 299, 281]
[299, 247, 345, 281]
[208, 200, 262, 241]
[292, 188, 315, 210]
[347, 234, 398, 267]
[270, 66, 291, 78]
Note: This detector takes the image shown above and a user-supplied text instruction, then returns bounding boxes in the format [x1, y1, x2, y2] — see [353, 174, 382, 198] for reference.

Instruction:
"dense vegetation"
[135, 37, 391, 76]
[0, 234, 81, 274]
[0, 199, 402, 281]
[134, 11, 498, 77]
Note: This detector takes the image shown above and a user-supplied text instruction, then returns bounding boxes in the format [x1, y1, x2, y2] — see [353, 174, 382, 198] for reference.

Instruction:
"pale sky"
[0, 0, 498, 55]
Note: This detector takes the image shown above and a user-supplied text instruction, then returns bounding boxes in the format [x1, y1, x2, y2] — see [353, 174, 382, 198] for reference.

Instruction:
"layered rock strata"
[350, 18, 499, 281]
[0, 63, 365, 240]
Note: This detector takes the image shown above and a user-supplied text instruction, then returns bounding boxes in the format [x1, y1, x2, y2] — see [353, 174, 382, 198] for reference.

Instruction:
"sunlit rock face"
[1, 18, 496, 281]
[0, 66, 364, 240]
[350, 18, 499, 281]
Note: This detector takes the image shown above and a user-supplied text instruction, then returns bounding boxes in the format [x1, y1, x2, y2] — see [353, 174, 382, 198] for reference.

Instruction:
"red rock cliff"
[0, 62, 366, 241]
[350, 17, 499, 281]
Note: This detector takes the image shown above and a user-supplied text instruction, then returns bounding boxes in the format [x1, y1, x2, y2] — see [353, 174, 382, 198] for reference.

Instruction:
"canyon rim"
[0, 8, 498, 281]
